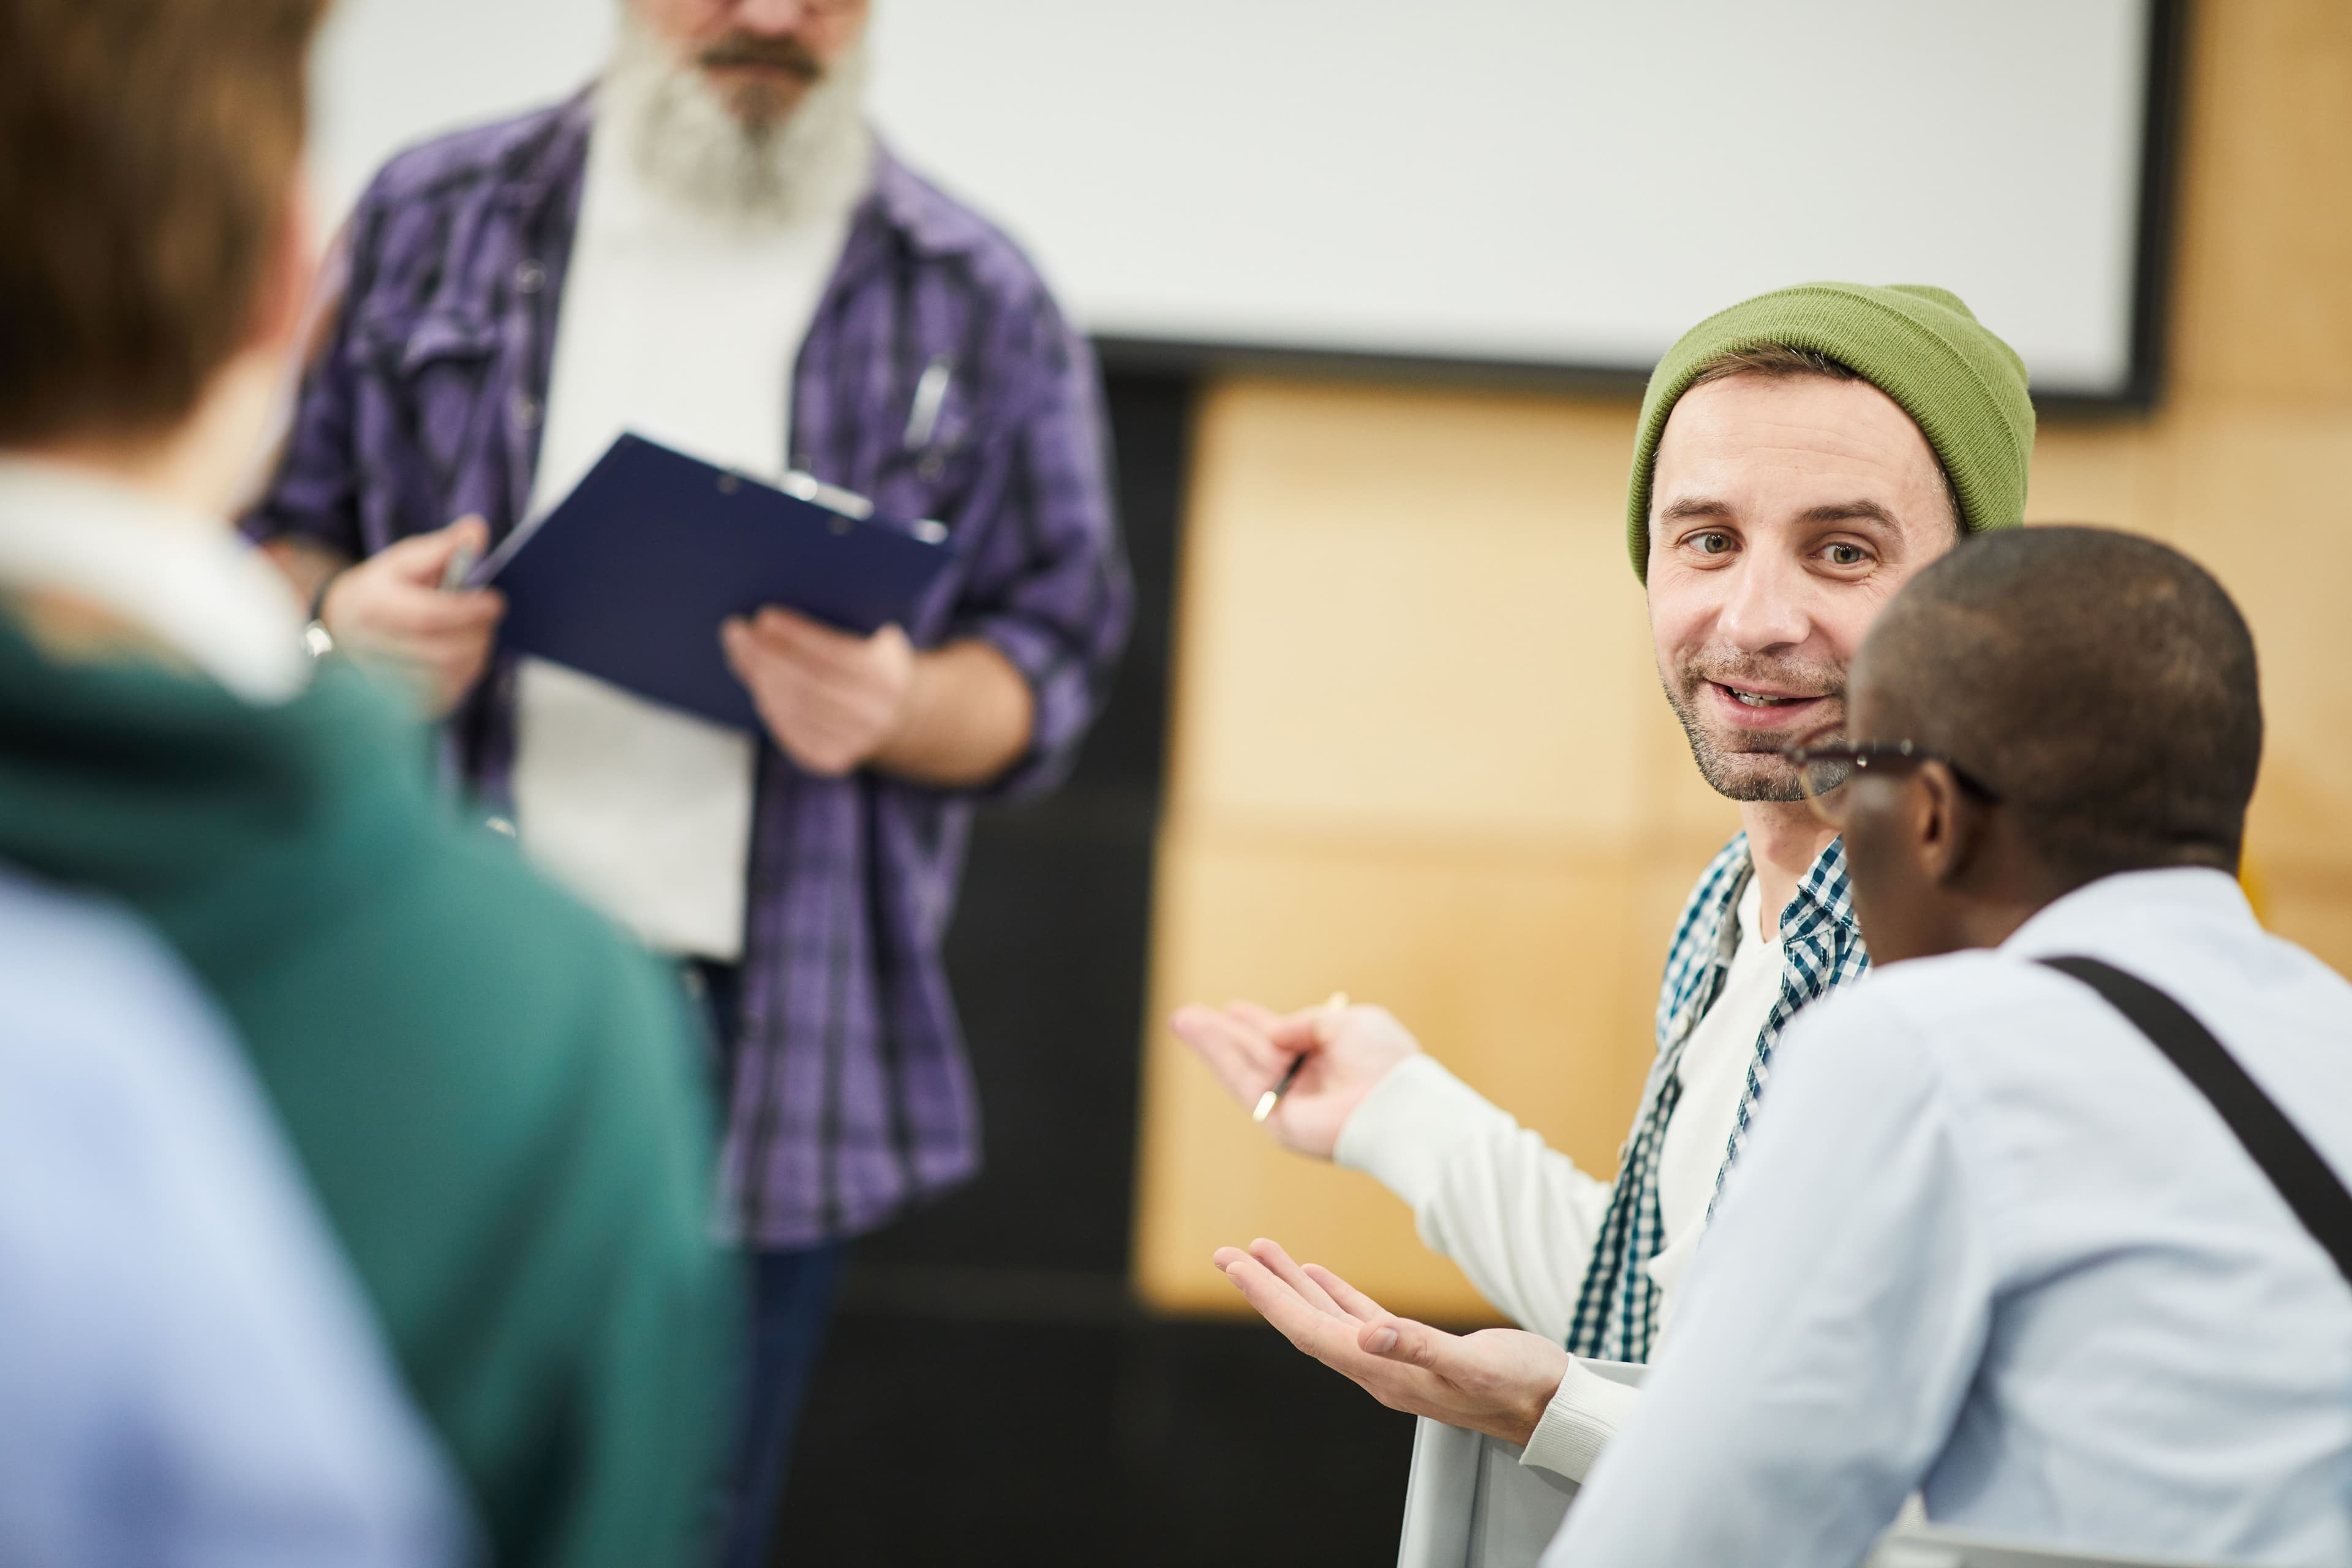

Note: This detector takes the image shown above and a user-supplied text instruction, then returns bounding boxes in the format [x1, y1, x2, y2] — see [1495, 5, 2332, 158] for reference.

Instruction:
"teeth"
[1730, 688, 1793, 707]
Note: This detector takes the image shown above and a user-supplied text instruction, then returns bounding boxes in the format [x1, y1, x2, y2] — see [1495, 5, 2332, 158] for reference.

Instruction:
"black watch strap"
[307, 562, 350, 625]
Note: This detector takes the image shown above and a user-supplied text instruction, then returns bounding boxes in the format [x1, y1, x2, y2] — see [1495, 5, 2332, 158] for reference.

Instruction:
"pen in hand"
[1253, 992, 1348, 1123]
[440, 540, 481, 592]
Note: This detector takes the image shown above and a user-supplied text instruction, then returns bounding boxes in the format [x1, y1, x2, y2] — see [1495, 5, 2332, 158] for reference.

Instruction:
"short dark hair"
[1687, 344, 1963, 538]
[0, 0, 330, 445]
[1861, 526, 2263, 880]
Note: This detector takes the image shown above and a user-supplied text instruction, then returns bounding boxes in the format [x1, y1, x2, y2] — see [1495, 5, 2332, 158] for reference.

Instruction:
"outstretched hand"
[1213, 1238, 1568, 1447]
[1169, 1000, 1420, 1158]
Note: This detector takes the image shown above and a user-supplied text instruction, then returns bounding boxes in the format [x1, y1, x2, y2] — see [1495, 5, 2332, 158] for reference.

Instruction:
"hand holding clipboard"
[478, 434, 956, 731]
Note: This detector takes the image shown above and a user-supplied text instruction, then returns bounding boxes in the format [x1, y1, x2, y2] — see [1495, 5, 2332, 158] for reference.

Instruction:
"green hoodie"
[0, 617, 734, 1568]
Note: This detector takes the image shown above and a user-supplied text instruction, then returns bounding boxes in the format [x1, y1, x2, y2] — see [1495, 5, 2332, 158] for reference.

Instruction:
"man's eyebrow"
[1656, 497, 1912, 529]
[1657, 497, 1736, 522]
[1799, 500, 1902, 529]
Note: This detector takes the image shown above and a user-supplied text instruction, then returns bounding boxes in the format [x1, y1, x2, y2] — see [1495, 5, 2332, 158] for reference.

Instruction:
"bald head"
[1853, 527, 2261, 883]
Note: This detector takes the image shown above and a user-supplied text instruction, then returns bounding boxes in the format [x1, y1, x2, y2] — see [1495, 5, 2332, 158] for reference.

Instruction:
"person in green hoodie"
[0, 4, 734, 1565]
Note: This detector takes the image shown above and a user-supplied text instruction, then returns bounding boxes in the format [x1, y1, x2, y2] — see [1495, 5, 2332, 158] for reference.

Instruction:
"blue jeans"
[693, 961, 851, 1568]
[718, 1241, 848, 1568]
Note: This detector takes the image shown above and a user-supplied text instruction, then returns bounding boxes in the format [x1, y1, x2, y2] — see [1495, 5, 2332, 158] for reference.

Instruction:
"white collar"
[0, 456, 307, 704]
[2001, 865, 2256, 956]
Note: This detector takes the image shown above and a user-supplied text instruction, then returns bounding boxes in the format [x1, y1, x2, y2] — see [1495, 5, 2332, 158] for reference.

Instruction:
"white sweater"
[1334, 879, 1784, 1477]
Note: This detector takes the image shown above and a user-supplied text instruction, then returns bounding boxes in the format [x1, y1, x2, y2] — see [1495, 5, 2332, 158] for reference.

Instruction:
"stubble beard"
[1661, 653, 1846, 804]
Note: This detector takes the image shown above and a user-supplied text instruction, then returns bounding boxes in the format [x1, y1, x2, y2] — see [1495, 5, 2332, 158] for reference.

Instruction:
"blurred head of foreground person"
[0, 14, 465, 1562]
[0, 3, 733, 1565]
[1553, 528, 2352, 1567]
[1174, 284, 2035, 1490]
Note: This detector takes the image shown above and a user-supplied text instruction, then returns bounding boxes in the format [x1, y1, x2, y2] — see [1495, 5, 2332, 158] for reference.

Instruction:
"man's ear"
[1912, 762, 1986, 888]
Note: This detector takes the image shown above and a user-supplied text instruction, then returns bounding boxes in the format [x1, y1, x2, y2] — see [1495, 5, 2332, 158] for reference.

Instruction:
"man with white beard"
[245, 3, 1131, 1561]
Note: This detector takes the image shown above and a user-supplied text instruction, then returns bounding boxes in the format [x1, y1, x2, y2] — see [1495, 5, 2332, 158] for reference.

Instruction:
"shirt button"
[513, 394, 541, 429]
[484, 816, 517, 838]
[514, 259, 545, 295]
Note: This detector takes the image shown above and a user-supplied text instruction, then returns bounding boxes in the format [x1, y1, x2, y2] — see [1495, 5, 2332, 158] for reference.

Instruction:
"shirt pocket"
[869, 364, 991, 529]
[353, 306, 505, 493]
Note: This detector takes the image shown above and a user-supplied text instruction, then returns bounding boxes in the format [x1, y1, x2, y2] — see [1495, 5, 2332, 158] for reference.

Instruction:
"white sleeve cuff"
[1519, 1359, 1643, 1482]
[1332, 1054, 1516, 1214]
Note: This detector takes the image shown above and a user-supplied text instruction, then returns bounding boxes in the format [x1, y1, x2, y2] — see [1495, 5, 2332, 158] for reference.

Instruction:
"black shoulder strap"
[2040, 955, 2352, 1292]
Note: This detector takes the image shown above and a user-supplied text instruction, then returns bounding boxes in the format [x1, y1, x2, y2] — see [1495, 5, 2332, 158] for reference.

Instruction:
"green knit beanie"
[1624, 282, 2035, 580]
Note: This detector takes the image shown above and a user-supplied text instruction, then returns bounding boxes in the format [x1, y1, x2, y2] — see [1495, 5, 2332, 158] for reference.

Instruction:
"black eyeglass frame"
[1779, 736, 2003, 827]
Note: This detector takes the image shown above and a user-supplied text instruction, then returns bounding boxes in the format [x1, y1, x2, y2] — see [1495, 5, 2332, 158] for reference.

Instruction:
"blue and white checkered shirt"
[1564, 832, 1870, 1362]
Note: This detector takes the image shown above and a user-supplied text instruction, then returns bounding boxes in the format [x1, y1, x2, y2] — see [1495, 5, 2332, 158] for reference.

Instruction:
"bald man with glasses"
[1551, 527, 2352, 1566]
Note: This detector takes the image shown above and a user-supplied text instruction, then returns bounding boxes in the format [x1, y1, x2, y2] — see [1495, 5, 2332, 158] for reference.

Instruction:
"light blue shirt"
[0, 869, 470, 1568]
[1549, 869, 2352, 1567]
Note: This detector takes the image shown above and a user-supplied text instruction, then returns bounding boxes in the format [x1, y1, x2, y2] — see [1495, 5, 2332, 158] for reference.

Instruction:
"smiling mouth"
[1714, 682, 1820, 709]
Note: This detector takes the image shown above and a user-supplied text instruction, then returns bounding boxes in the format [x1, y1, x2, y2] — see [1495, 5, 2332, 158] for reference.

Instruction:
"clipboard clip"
[777, 469, 950, 546]
[778, 469, 876, 521]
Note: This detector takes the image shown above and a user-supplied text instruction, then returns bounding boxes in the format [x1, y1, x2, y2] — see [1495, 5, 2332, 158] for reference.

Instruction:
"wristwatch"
[303, 566, 348, 660]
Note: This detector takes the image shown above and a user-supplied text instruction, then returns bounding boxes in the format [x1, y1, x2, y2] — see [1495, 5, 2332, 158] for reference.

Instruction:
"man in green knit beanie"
[1177, 280, 2035, 1534]
[0, 4, 731, 1564]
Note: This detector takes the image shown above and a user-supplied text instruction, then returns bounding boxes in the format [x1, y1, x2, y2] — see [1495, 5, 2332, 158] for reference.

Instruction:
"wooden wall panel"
[1132, 0, 2352, 1320]
[1134, 830, 1659, 1317]
[2166, 0, 2352, 405]
[1170, 383, 1659, 844]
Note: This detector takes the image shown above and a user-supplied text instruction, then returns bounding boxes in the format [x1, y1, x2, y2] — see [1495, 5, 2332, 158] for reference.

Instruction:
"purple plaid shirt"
[245, 95, 1131, 1248]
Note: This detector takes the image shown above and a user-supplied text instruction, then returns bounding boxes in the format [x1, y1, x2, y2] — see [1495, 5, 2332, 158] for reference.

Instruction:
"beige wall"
[1132, 0, 2352, 1321]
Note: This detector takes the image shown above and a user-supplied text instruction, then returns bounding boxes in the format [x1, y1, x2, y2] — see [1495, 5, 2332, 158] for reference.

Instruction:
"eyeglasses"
[1781, 731, 2002, 829]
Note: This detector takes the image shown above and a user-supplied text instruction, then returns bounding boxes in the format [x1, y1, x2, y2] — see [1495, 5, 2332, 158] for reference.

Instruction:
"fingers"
[1214, 1250, 1513, 1433]
[744, 606, 879, 673]
[377, 517, 485, 586]
[1228, 1000, 1287, 1035]
[367, 585, 506, 638]
[721, 618, 901, 777]
[354, 635, 493, 720]
[725, 616, 902, 719]
[1303, 1262, 1389, 1324]
[722, 618, 859, 712]
[1265, 1004, 1343, 1052]
[1169, 1004, 1291, 1102]
[1247, 1237, 1348, 1319]
[1357, 1314, 1450, 1368]
[1215, 1252, 1364, 1365]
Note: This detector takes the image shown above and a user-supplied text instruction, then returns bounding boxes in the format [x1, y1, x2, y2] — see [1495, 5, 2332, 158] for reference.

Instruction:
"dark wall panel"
[774, 369, 1419, 1564]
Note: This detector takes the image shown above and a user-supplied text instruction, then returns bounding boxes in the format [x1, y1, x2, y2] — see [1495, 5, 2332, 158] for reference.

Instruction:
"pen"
[903, 354, 953, 450]
[1253, 992, 1348, 1123]
[440, 540, 481, 592]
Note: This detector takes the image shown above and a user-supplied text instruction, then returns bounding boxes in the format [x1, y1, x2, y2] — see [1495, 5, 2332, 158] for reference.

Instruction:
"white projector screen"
[310, 1, 2174, 404]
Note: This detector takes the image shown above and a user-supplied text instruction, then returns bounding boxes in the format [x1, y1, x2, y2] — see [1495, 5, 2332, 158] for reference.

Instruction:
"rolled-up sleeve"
[941, 298, 1131, 801]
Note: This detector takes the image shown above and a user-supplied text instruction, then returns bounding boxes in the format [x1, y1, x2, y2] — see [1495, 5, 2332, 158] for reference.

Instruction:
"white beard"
[600, 13, 873, 226]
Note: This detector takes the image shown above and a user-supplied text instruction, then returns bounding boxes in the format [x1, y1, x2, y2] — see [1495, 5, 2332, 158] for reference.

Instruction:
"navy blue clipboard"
[478, 434, 956, 731]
